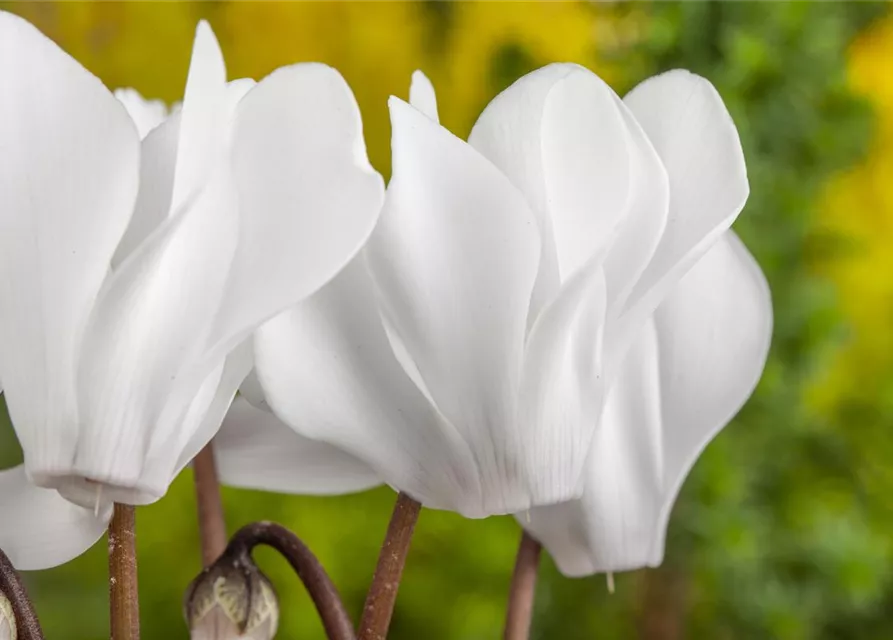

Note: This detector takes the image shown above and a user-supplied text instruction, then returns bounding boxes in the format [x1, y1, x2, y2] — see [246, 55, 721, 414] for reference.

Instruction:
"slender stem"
[0, 548, 44, 640]
[503, 530, 542, 640]
[358, 492, 422, 640]
[109, 504, 139, 640]
[227, 521, 356, 640]
[193, 442, 227, 566]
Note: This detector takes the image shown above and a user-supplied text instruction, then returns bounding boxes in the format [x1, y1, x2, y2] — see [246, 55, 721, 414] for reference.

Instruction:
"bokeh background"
[1, 1, 892, 638]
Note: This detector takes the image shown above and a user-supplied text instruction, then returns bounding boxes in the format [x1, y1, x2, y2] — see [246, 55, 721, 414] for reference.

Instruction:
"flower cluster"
[0, 10, 771, 592]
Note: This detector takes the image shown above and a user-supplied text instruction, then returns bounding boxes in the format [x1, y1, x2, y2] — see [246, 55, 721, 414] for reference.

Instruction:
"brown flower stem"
[226, 521, 356, 640]
[503, 530, 542, 640]
[358, 492, 422, 640]
[0, 547, 44, 640]
[193, 442, 227, 566]
[109, 503, 139, 640]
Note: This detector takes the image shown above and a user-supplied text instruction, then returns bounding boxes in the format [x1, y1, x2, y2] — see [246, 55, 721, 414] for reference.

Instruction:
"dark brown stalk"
[0, 547, 44, 639]
[503, 530, 542, 640]
[226, 521, 356, 640]
[358, 492, 422, 640]
[109, 503, 139, 640]
[193, 443, 227, 566]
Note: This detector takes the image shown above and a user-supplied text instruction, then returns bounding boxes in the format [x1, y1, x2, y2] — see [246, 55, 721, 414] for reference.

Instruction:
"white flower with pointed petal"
[519, 71, 772, 575]
[0, 11, 383, 527]
[114, 88, 168, 139]
[253, 66, 723, 518]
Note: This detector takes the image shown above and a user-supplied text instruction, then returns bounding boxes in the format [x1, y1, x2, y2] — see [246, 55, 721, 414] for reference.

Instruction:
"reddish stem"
[0, 547, 44, 640]
[226, 521, 356, 640]
[357, 492, 421, 640]
[503, 530, 542, 640]
[193, 443, 227, 566]
[109, 503, 139, 640]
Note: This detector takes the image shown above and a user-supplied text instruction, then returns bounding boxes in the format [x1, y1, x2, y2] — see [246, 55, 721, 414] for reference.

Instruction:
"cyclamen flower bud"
[0, 592, 14, 640]
[184, 555, 278, 640]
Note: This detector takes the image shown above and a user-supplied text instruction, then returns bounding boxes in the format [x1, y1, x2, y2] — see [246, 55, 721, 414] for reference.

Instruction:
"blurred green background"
[1, 1, 893, 638]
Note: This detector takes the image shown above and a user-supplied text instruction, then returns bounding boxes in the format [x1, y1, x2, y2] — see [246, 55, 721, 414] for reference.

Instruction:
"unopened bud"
[184, 554, 278, 640]
[0, 592, 15, 640]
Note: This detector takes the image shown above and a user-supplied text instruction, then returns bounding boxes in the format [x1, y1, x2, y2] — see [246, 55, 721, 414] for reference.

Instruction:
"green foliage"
[0, 2, 890, 638]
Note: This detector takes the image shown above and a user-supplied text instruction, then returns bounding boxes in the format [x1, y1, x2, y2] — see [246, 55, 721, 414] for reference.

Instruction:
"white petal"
[254, 256, 483, 515]
[114, 88, 167, 139]
[208, 63, 384, 354]
[540, 67, 654, 285]
[112, 112, 181, 267]
[409, 70, 439, 122]
[525, 231, 771, 575]
[471, 64, 669, 323]
[468, 64, 567, 318]
[622, 70, 749, 320]
[523, 319, 664, 576]
[0, 12, 140, 478]
[367, 98, 540, 514]
[0, 466, 109, 570]
[517, 261, 607, 505]
[164, 340, 255, 484]
[112, 79, 254, 269]
[169, 20, 227, 213]
[215, 398, 380, 496]
[69, 167, 239, 501]
[238, 369, 270, 412]
[649, 231, 771, 547]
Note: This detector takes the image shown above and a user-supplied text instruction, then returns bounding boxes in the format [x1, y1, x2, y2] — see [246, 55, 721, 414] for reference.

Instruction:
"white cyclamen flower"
[506, 70, 771, 574]
[248, 64, 753, 519]
[0, 10, 382, 567]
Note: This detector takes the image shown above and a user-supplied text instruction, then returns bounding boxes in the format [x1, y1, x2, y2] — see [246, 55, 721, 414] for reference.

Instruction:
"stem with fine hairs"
[0, 547, 44, 640]
[503, 530, 542, 640]
[358, 492, 422, 640]
[224, 521, 356, 640]
[109, 503, 139, 640]
[192, 442, 227, 566]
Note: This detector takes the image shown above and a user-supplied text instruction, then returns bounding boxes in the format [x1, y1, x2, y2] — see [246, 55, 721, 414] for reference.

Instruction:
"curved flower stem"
[503, 530, 542, 640]
[0, 547, 44, 640]
[226, 521, 356, 640]
[109, 503, 139, 640]
[358, 492, 422, 640]
[193, 442, 227, 566]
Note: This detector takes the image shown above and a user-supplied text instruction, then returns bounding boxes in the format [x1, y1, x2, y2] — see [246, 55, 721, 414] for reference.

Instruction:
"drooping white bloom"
[507, 70, 771, 575]
[249, 64, 752, 519]
[0, 7, 382, 565]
